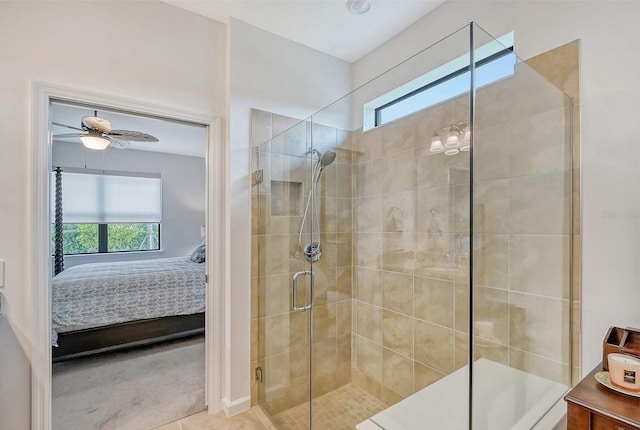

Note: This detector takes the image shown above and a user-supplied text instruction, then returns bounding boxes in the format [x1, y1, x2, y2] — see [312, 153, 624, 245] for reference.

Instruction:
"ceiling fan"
[53, 111, 159, 150]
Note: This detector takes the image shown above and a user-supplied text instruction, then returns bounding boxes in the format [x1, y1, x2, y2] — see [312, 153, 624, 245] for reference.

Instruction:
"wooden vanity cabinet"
[565, 364, 640, 430]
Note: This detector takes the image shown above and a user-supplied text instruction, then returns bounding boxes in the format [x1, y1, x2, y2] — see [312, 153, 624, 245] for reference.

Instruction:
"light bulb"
[429, 134, 443, 152]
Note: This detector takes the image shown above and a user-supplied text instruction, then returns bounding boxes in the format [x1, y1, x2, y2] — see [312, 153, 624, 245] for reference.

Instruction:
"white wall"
[0, 2, 224, 427]
[226, 17, 351, 406]
[353, 0, 640, 375]
[52, 142, 206, 268]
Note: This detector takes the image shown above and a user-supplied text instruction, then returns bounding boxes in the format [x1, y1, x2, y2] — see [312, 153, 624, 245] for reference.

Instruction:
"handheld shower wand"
[298, 149, 336, 262]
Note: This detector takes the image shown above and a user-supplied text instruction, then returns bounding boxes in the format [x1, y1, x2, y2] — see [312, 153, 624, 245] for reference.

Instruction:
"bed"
[51, 256, 206, 362]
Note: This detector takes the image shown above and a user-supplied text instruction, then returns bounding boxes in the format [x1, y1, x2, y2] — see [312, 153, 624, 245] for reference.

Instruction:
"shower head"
[318, 150, 337, 168]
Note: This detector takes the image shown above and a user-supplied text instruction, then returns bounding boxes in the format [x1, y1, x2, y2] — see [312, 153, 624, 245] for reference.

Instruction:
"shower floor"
[271, 383, 386, 430]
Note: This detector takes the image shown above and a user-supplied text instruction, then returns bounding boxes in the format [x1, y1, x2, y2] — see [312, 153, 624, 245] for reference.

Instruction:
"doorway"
[31, 83, 225, 430]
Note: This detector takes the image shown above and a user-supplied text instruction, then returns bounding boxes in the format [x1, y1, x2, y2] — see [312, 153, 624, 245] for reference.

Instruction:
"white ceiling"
[51, 102, 207, 158]
[51, 1, 446, 157]
[163, 0, 445, 63]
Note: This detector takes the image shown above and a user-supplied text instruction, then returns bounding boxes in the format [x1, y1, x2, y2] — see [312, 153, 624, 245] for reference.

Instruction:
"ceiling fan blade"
[108, 130, 159, 142]
[107, 137, 130, 149]
[52, 122, 84, 131]
[53, 133, 86, 138]
[82, 116, 112, 133]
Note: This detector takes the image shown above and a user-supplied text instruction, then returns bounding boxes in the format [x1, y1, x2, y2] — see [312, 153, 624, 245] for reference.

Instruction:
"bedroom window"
[52, 169, 162, 255]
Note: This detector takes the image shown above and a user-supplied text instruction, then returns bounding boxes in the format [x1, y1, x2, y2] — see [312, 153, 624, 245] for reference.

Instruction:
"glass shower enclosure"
[251, 22, 572, 430]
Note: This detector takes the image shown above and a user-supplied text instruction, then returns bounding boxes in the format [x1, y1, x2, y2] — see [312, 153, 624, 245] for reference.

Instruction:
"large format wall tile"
[381, 271, 413, 316]
[356, 267, 382, 306]
[473, 179, 509, 234]
[475, 79, 510, 129]
[383, 149, 415, 194]
[510, 108, 569, 177]
[473, 123, 510, 182]
[414, 276, 454, 328]
[509, 292, 570, 363]
[382, 348, 414, 400]
[473, 234, 509, 290]
[510, 234, 570, 299]
[382, 115, 414, 156]
[414, 320, 454, 374]
[509, 172, 570, 235]
[382, 310, 414, 358]
[356, 301, 382, 343]
[356, 335, 382, 381]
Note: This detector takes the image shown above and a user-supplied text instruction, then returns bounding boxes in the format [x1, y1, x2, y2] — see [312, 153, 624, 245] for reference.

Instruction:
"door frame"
[30, 82, 227, 430]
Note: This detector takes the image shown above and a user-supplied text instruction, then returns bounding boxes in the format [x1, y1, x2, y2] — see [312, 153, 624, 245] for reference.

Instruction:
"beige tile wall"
[351, 42, 580, 404]
[352, 100, 470, 405]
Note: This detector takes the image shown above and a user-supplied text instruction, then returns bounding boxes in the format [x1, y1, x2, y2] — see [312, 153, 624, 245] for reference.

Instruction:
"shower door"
[252, 117, 316, 429]
[252, 111, 353, 429]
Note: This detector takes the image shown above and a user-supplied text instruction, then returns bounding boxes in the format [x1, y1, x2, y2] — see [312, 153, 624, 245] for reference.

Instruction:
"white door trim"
[30, 81, 227, 430]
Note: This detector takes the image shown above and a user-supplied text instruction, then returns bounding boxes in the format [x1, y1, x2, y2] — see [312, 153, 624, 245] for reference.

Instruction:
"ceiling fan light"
[81, 135, 110, 150]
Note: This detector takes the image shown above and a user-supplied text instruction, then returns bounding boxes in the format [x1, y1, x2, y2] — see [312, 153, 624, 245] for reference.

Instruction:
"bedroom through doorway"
[49, 100, 209, 430]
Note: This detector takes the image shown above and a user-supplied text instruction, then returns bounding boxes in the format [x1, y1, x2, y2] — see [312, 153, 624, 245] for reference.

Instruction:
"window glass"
[60, 224, 99, 255]
[375, 50, 515, 126]
[107, 223, 160, 252]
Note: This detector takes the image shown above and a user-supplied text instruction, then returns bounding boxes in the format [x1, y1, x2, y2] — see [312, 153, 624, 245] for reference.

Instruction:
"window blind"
[52, 170, 162, 223]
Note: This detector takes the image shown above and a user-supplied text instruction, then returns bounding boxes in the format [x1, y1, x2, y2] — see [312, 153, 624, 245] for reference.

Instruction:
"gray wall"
[53, 141, 205, 268]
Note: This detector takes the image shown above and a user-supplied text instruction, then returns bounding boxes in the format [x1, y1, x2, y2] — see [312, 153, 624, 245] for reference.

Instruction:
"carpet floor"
[52, 336, 205, 430]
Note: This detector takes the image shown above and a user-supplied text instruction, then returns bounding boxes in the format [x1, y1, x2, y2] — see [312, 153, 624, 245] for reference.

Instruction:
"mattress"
[52, 256, 205, 346]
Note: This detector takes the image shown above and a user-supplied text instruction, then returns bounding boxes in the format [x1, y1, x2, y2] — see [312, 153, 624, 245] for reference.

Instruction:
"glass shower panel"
[347, 24, 475, 430]
[250, 21, 574, 430]
[471, 23, 572, 430]
[252, 119, 316, 428]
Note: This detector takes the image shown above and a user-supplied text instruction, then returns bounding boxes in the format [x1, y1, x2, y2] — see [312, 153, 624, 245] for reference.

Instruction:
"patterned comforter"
[51, 257, 205, 346]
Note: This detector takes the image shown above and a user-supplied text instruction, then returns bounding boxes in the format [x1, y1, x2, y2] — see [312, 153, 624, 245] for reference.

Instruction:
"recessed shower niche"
[270, 180, 303, 216]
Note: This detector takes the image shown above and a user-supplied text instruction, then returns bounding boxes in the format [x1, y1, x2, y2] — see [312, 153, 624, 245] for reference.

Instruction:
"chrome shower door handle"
[292, 270, 313, 312]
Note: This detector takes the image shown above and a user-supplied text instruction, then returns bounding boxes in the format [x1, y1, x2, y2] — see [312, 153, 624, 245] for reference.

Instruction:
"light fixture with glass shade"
[80, 130, 111, 150]
[429, 132, 444, 152]
[445, 126, 461, 148]
[428, 121, 471, 156]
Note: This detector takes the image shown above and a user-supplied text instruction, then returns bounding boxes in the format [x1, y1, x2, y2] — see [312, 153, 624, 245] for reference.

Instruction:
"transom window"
[364, 32, 515, 130]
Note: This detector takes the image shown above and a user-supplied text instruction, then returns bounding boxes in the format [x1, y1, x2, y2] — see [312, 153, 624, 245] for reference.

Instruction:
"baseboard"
[222, 395, 251, 416]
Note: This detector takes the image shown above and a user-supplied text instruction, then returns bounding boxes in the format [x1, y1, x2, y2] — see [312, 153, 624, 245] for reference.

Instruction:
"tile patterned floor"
[155, 384, 385, 430]
[271, 384, 386, 430]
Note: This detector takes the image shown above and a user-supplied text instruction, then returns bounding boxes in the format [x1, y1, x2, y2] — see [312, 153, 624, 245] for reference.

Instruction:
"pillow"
[190, 244, 206, 263]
